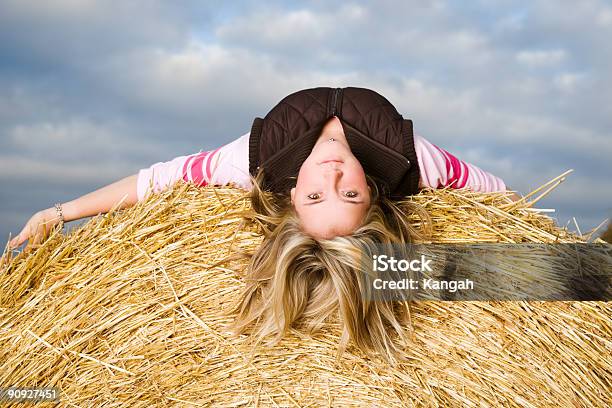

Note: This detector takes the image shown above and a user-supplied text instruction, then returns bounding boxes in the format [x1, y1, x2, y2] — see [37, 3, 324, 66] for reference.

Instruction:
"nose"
[322, 160, 343, 172]
[323, 165, 342, 188]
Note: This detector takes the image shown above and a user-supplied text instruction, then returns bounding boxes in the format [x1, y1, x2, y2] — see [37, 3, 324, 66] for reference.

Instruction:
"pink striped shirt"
[136, 132, 506, 202]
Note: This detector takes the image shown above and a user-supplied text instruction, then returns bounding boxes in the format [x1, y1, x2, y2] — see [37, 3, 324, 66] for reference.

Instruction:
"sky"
[0, 0, 610, 246]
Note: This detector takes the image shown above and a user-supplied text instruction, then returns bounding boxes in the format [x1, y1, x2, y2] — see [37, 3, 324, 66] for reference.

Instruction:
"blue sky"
[1, 0, 610, 244]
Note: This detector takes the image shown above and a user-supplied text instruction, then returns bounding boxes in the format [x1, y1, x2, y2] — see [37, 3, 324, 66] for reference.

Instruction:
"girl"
[7, 87, 515, 361]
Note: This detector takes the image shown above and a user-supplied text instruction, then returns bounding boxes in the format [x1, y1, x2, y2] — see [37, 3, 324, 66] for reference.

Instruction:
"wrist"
[60, 201, 76, 223]
[54, 202, 65, 225]
[42, 206, 57, 219]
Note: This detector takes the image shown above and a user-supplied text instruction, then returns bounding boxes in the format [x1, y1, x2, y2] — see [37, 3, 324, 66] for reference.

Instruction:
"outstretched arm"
[8, 132, 252, 252]
[9, 174, 139, 250]
[414, 133, 508, 193]
[64, 174, 139, 219]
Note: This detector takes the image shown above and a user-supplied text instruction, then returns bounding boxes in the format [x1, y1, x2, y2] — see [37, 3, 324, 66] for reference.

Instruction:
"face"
[291, 116, 371, 239]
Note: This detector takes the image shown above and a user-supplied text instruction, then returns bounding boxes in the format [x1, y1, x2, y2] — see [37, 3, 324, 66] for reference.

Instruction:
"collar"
[258, 118, 413, 197]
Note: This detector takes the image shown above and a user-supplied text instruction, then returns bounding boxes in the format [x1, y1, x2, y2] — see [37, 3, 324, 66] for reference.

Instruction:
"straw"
[0, 171, 610, 407]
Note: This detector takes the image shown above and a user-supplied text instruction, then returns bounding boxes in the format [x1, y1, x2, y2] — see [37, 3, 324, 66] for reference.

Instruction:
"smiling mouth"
[318, 158, 344, 164]
[319, 161, 343, 166]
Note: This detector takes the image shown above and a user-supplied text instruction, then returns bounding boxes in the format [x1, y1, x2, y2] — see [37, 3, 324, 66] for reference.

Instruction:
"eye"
[344, 191, 358, 198]
[307, 193, 321, 200]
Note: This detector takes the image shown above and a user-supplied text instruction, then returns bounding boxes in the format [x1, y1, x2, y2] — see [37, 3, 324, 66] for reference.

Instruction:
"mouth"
[318, 159, 344, 165]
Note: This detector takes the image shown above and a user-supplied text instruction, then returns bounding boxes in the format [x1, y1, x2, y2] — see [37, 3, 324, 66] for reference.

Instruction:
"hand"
[8, 207, 62, 251]
[509, 192, 522, 202]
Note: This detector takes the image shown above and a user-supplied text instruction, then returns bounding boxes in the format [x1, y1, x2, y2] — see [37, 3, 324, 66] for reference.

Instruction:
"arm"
[414, 133, 507, 193]
[64, 174, 139, 221]
[9, 174, 138, 250]
[8, 133, 252, 250]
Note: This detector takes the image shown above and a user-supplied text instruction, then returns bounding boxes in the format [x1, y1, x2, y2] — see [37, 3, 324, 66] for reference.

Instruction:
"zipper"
[331, 87, 342, 116]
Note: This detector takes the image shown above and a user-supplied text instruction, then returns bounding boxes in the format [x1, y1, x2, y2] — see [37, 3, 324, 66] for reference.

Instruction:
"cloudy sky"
[1, 0, 610, 246]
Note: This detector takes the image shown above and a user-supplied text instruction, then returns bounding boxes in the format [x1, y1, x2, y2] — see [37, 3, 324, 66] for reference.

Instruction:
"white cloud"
[515, 49, 567, 67]
[598, 7, 612, 26]
[495, 10, 528, 33]
[2, 119, 165, 184]
[8, 119, 159, 157]
[215, 5, 367, 48]
[91, 39, 363, 122]
[0, 0, 192, 65]
[0, 85, 63, 122]
[1, 0, 101, 18]
[0, 155, 135, 183]
[553, 72, 584, 92]
[220, 9, 326, 44]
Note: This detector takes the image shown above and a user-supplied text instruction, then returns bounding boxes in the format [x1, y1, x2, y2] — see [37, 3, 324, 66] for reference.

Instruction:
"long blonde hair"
[229, 169, 432, 363]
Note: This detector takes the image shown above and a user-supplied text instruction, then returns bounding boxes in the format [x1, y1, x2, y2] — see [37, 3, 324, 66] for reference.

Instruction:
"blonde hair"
[229, 169, 432, 363]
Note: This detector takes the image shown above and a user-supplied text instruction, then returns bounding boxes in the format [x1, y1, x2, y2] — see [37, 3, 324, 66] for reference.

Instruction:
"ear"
[290, 187, 296, 205]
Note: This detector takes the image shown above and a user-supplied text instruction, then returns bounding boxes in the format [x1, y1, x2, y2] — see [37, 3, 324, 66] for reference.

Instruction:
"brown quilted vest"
[248, 87, 420, 199]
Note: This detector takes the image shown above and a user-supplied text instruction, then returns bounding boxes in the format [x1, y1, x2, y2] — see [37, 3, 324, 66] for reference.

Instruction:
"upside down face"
[291, 116, 371, 239]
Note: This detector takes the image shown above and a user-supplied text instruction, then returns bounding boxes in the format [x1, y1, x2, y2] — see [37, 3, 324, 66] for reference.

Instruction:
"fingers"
[509, 192, 523, 202]
[22, 223, 55, 253]
[22, 231, 41, 253]
[32, 229, 46, 246]
[10, 223, 34, 248]
[5, 210, 61, 252]
[8, 233, 25, 250]
[4, 231, 30, 266]
[9, 226, 35, 250]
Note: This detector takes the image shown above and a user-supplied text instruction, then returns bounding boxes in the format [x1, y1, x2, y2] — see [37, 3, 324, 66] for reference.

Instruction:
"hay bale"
[1, 174, 610, 407]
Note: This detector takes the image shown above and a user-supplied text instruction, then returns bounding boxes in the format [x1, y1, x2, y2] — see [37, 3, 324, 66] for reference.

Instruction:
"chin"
[317, 142, 349, 155]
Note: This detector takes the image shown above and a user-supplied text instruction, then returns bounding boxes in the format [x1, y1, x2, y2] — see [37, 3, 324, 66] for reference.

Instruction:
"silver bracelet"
[54, 203, 65, 228]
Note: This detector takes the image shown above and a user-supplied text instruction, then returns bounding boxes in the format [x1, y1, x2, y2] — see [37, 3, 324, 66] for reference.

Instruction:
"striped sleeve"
[414, 133, 506, 193]
[136, 133, 252, 202]
[181, 148, 221, 187]
[136, 152, 212, 202]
